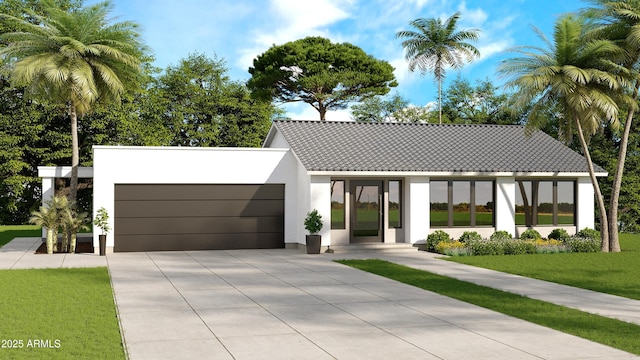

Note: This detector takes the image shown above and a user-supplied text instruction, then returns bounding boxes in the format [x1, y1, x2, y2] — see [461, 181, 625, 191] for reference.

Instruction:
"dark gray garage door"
[114, 184, 284, 252]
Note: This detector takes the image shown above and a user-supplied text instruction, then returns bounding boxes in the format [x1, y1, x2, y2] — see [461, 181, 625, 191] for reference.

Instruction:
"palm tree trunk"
[69, 103, 79, 205]
[574, 116, 609, 251]
[438, 78, 442, 124]
[46, 228, 55, 254]
[608, 80, 639, 253]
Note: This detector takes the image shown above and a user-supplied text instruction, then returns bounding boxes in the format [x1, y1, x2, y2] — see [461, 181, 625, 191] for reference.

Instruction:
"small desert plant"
[304, 209, 323, 234]
[436, 240, 471, 256]
[519, 229, 541, 240]
[548, 228, 570, 242]
[426, 230, 451, 252]
[458, 231, 482, 243]
[490, 230, 513, 241]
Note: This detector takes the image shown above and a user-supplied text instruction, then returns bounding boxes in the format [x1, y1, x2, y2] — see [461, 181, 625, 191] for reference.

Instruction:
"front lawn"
[0, 225, 41, 248]
[338, 259, 640, 356]
[445, 233, 640, 300]
[0, 267, 125, 359]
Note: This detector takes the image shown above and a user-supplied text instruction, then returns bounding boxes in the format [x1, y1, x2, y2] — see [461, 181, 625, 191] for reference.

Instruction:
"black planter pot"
[99, 234, 107, 256]
[306, 235, 321, 254]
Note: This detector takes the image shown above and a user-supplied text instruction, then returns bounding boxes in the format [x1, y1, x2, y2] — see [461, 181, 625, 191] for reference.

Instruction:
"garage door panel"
[114, 184, 285, 252]
[115, 184, 284, 201]
[115, 216, 284, 235]
[114, 233, 284, 252]
[115, 199, 284, 218]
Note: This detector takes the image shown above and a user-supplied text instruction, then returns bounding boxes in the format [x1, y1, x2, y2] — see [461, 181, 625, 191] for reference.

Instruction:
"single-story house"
[38, 120, 605, 253]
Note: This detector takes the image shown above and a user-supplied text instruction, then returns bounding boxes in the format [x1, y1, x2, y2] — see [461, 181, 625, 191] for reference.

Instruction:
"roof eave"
[307, 170, 607, 177]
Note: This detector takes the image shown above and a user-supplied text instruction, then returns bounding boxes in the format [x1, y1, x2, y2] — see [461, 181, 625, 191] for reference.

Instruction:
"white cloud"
[237, 0, 355, 71]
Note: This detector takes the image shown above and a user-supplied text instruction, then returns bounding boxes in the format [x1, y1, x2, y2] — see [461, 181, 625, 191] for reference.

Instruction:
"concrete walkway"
[1, 237, 639, 359]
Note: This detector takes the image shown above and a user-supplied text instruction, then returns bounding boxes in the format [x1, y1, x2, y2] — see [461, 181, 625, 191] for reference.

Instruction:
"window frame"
[515, 179, 576, 226]
[430, 180, 495, 228]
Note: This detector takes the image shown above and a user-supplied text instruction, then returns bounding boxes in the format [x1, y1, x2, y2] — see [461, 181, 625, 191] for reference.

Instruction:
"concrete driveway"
[106, 249, 639, 360]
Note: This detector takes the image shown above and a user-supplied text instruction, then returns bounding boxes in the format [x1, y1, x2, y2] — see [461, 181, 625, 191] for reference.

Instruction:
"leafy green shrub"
[490, 230, 513, 241]
[426, 230, 451, 252]
[435, 240, 470, 256]
[519, 229, 542, 240]
[566, 237, 600, 253]
[503, 240, 537, 255]
[548, 228, 570, 242]
[458, 231, 482, 243]
[575, 228, 600, 241]
[466, 239, 504, 256]
[535, 239, 568, 254]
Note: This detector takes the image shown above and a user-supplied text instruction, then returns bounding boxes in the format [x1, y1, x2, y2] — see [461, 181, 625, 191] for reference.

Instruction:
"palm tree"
[498, 14, 630, 252]
[396, 12, 480, 124]
[586, 0, 640, 252]
[28, 196, 68, 254]
[0, 0, 143, 204]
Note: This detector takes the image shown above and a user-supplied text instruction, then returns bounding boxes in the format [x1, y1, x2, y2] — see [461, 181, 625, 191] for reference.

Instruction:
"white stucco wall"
[92, 146, 300, 251]
[406, 177, 430, 244]
[309, 176, 331, 247]
[576, 177, 596, 231]
[495, 177, 516, 235]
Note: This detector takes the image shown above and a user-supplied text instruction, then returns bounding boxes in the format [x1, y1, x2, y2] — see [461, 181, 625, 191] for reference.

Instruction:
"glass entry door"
[350, 180, 383, 243]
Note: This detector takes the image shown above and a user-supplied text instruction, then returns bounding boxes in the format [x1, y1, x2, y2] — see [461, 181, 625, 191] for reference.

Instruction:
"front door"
[350, 180, 383, 243]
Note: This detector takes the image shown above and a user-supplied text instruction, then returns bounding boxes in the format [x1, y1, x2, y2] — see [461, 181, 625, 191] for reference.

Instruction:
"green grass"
[337, 259, 640, 355]
[0, 225, 41, 248]
[0, 267, 124, 359]
[446, 233, 640, 300]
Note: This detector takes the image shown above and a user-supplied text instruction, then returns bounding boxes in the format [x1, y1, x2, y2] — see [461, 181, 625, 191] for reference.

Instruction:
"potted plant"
[304, 209, 323, 254]
[93, 207, 111, 256]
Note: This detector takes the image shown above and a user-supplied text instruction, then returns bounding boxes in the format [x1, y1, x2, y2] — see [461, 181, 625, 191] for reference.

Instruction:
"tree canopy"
[248, 36, 397, 121]
[396, 12, 480, 123]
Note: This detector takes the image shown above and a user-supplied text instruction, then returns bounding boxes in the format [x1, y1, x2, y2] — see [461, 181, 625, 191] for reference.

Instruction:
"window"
[452, 181, 470, 226]
[516, 180, 575, 226]
[430, 181, 448, 226]
[430, 180, 494, 227]
[388, 180, 402, 228]
[475, 181, 494, 226]
[331, 180, 345, 229]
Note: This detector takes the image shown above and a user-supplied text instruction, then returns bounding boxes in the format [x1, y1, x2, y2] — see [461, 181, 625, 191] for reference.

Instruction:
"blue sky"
[93, 0, 587, 120]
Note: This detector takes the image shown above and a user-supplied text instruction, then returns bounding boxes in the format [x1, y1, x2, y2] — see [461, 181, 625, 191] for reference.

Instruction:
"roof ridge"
[273, 119, 525, 128]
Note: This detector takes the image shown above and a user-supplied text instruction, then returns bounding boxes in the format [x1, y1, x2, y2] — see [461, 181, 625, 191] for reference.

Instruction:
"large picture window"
[388, 180, 402, 228]
[430, 180, 494, 227]
[331, 180, 345, 229]
[516, 180, 575, 226]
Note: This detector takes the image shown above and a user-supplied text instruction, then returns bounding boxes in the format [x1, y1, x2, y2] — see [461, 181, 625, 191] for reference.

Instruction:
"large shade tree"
[498, 14, 631, 252]
[396, 12, 480, 124]
[248, 36, 397, 121]
[0, 0, 144, 205]
[585, 0, 640, 252]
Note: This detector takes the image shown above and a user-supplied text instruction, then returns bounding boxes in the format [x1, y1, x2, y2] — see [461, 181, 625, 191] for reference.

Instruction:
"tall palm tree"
[396, 12, 480, 124]
[0, 0, 143, 205]
[586, 0, 640, 252]
[498, 14, 630, 252]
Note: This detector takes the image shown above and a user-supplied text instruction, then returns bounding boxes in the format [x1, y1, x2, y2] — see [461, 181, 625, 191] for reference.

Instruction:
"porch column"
[576, 177, 595, 231]
[495, 177, 516, 235]
[309, 175, 331, 247]
[406, 177, 430, 244]
[40, 176, 55, 238]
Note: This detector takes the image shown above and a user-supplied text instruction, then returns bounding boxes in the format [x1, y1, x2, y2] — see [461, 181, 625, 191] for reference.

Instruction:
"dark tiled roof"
[267, 120, 606, 174]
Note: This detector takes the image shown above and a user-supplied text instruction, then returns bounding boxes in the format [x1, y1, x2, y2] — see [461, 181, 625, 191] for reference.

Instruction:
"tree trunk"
[69, 104, 79, 206]
[608, 80, 639, 253]
[438, 78, 442, 124]
[46, 228, 55, 255]
[69, 232, 77, 254]
[574, 116, 609, 251]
